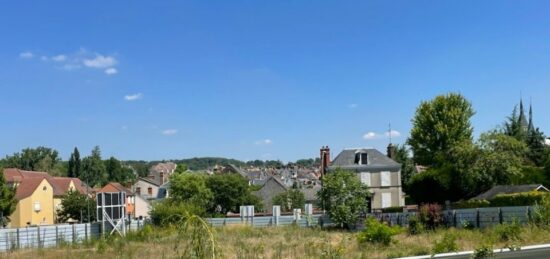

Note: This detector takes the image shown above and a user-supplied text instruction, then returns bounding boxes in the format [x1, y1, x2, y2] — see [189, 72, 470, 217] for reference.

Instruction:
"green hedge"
[381, 207, 404, 213]
[453, 199, 491, 209]
[489, 192, 549, 207]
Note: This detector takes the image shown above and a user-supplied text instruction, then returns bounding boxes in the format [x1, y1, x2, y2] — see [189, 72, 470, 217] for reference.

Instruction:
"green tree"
[0, 166, 17, 227]
[3, 146, 62, 174]
[81, 146, 108, 187]
[272, 189, 305, 212]
[56, 190, 96, 223]
[206, 173, 262, 214]
[318, 169, 370, 228]
[169, 172, 213, 209]
[408, 93, 475, 166]
[174, 163, 189, 174]
[67, 147, 81, 178]
[527, 128, 546, 166]
[105, 157, 136, 184]
[393, 144, 415, 193]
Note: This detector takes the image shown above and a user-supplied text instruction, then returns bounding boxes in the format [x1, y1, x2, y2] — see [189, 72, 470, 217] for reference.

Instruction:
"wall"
[10, 179, 55, 228]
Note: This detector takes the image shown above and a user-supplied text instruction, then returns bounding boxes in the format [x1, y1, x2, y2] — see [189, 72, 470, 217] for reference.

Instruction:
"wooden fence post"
[72, 224, 76, 244]
[453, 210, 457, 228]
[36, 226, 41, 248]
[16, 228, 20, 249]
[55, 226, 59, 246]
[476, 209, 480, 228]
[498, 208, 503, 224]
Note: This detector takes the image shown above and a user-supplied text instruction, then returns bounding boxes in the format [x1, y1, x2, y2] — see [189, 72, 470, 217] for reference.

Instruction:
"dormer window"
[354, 150, 368, 165]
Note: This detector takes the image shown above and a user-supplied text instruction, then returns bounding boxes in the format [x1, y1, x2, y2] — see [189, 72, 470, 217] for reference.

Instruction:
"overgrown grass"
[2, 223, 550, 259]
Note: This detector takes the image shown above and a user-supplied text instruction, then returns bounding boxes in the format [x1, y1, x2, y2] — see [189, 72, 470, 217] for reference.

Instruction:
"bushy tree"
[105, 157, 135, 184]
[3, 146, 64, 175]
[0, 167, 16, 227]
[318, 169, 370, 229]
[56, 190, 96, 223]
[206, 173, 262, 214]
[272, 189, 305, 212]
[174, 163, 189, 174]
[81, 146, 108, 187]
[393, 144, 415, 193]
[408, 93, 475, 166]
[169, 173, 213, 209]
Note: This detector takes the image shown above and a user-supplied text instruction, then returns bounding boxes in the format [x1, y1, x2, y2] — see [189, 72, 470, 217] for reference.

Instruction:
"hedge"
[489, 192, 549, 207]
[453, 199, 491, 209]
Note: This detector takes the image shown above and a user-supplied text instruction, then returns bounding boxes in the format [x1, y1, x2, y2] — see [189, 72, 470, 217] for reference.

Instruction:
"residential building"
[253, 176, 288, 213]
[148, 162, 177, 186]
[472, 184, 549, 200]
[131, 177, 160, 200]
[327, 146, 405, 211]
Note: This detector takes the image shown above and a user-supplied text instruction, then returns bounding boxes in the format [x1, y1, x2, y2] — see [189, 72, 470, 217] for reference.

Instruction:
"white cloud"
[385, 130, 401, 138]
[60, 63, 81, 71]
[52, 55, 66, 62]
[124, 93, 143, 101]
[545, 139, 550, 146]
[19, 51, 34, 59]
[255, 139, 273, 145]
[348, 104, 358, 109]
[83, 55, 117, 68]
[161, 129, 178, 136]
[105, 67, 118, 75]
[363, 132, 378, 140]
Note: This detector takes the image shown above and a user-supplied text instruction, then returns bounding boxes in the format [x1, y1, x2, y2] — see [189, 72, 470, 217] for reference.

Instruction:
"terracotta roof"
[14, 178, 49, 200]
[100, 182, 134, 196]
[3, 168, 86, 197]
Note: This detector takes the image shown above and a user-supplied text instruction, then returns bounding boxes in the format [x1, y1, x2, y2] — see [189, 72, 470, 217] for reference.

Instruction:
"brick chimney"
[387, 143, 397, 160]
[320, 146, 331, 176]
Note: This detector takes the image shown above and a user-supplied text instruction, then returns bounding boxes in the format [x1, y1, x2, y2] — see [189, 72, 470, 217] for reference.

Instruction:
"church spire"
[528, 99, 534, 133]
[518, 97, 528, 132]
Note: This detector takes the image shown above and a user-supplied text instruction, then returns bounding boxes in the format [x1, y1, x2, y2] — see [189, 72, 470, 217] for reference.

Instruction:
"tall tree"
[0, 166, 17, 227]
[393, 144, 415, 193]
[67, 147, 81, 178]
[206, 173, 262, 214]
[105, 157, 135, 184]
[169, 172, 213, 209]
[408, 93, 475, 166]
[81, 146, 107, 187]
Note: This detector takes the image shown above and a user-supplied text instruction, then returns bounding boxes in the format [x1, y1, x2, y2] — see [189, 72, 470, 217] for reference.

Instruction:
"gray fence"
[207, 214, 334, 228]
[372, 206, 534, 228]
[0, 220, 147, 252]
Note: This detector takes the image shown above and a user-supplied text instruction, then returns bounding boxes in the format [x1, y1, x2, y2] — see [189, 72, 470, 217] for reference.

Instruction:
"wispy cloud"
[19, 51, 34, 59]
[105, 67, 118, 75]
[363, 130, 402, 140]
[363, 132, 378, 140]
[51, 55, 66, 62]
[385, 130, 401, 138]
[255, 139, 273, 145]
[124, 93, 143, 101]
[83, 55, 117, 68]
[161, 129, 178, 136]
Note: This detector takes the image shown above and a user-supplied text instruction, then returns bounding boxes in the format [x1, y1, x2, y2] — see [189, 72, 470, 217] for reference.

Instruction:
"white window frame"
[359, 172, 371, 186]
[381, 193, 392, 208]
[381, 171, 391, 187]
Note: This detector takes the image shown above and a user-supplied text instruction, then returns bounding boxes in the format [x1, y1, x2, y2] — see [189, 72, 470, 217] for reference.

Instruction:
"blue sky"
[2, 1, 550, 162]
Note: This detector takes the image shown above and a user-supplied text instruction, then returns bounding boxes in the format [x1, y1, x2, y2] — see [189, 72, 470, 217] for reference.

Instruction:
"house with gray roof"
[328, 146, 405, 211]
[472, 184, 548, 200]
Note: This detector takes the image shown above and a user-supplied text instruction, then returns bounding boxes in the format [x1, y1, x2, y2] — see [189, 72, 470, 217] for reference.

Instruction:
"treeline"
[394, 93, 550, 204]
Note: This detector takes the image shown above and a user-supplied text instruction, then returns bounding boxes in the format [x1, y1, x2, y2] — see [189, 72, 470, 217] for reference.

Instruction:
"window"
[381, 193, 392, 208]
[148, 187, 153, 195]
[42, 186, 47, 191]
[34, 201, 41, 212]
[359, 172, 371, 186]
[381, 171, 391, 187]
[354, 152, 369, 165]
[136, 187, 141, 195]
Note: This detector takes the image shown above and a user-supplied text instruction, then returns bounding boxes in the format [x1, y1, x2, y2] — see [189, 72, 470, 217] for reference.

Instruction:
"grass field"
[2, 224, 550, 259]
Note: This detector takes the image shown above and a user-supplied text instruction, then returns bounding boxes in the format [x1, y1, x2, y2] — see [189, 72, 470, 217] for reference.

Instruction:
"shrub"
[471, 244, 494, 259]
[432, 232, 459, 254]
[461, 220, 474, 230]
[419, 203, 443, 229]
[381, 206, 404, 213]
[408, 215, 425, 235]
[532, 195, 550, 227]
[357, 217, 401, 246]
[492, 219, 522, 241]
[453, 199, 491, 209]
[489, 192, 549, 207]
[150, 200, 205, 226]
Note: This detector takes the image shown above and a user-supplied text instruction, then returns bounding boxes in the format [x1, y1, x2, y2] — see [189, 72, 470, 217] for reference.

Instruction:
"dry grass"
[1, 224, 550, 259]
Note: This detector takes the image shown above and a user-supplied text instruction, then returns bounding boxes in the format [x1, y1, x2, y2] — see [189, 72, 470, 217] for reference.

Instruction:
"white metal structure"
[96, 192, 126, 237]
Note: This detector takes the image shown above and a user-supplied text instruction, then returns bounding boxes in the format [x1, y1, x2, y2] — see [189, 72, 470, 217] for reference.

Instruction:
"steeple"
[518, 98, 528, 132]
[528, 100, 534, 133]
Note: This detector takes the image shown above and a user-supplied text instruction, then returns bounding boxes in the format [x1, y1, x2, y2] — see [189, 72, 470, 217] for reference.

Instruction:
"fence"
[0, 220, 147, 252]
[372, 206, 534, 228]
[206, 214, 334, 228]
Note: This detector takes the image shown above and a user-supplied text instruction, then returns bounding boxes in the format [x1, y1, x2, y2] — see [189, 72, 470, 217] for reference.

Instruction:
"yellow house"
[9, 178, 55, 227]
[3, 168, 88, 228]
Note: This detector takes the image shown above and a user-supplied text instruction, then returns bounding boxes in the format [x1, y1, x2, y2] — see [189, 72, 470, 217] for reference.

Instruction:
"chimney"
[387, 143, 397, 160]
[320, 146, 331, 176]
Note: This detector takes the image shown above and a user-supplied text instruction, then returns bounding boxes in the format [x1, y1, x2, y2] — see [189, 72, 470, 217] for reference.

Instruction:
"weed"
[492, 219, 522, 242]
[357, 217, 402, 246]
[471, 244, 494, 259]
[432, 232, 458, 254]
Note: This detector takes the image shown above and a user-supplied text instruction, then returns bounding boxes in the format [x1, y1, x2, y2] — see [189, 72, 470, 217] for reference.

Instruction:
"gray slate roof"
[473, 184, 548, 200]
[329, 148, 400, 170]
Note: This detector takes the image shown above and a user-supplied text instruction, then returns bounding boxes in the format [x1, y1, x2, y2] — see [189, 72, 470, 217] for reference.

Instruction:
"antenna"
[388, 123, 392, 144]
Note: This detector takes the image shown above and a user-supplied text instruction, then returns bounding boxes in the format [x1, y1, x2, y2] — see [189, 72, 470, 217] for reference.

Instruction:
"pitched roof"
[473, 184, 549, 200]
[14, 178, 50, 200]
[137, 177, 161, 187]
[100, 182, 134, 196]
[3, 168, 86, 196]
[329, 148, 400, 169]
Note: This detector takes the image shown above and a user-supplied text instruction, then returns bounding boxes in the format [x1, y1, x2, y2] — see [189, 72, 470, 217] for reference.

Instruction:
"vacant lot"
[2, 224, 550, 259]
